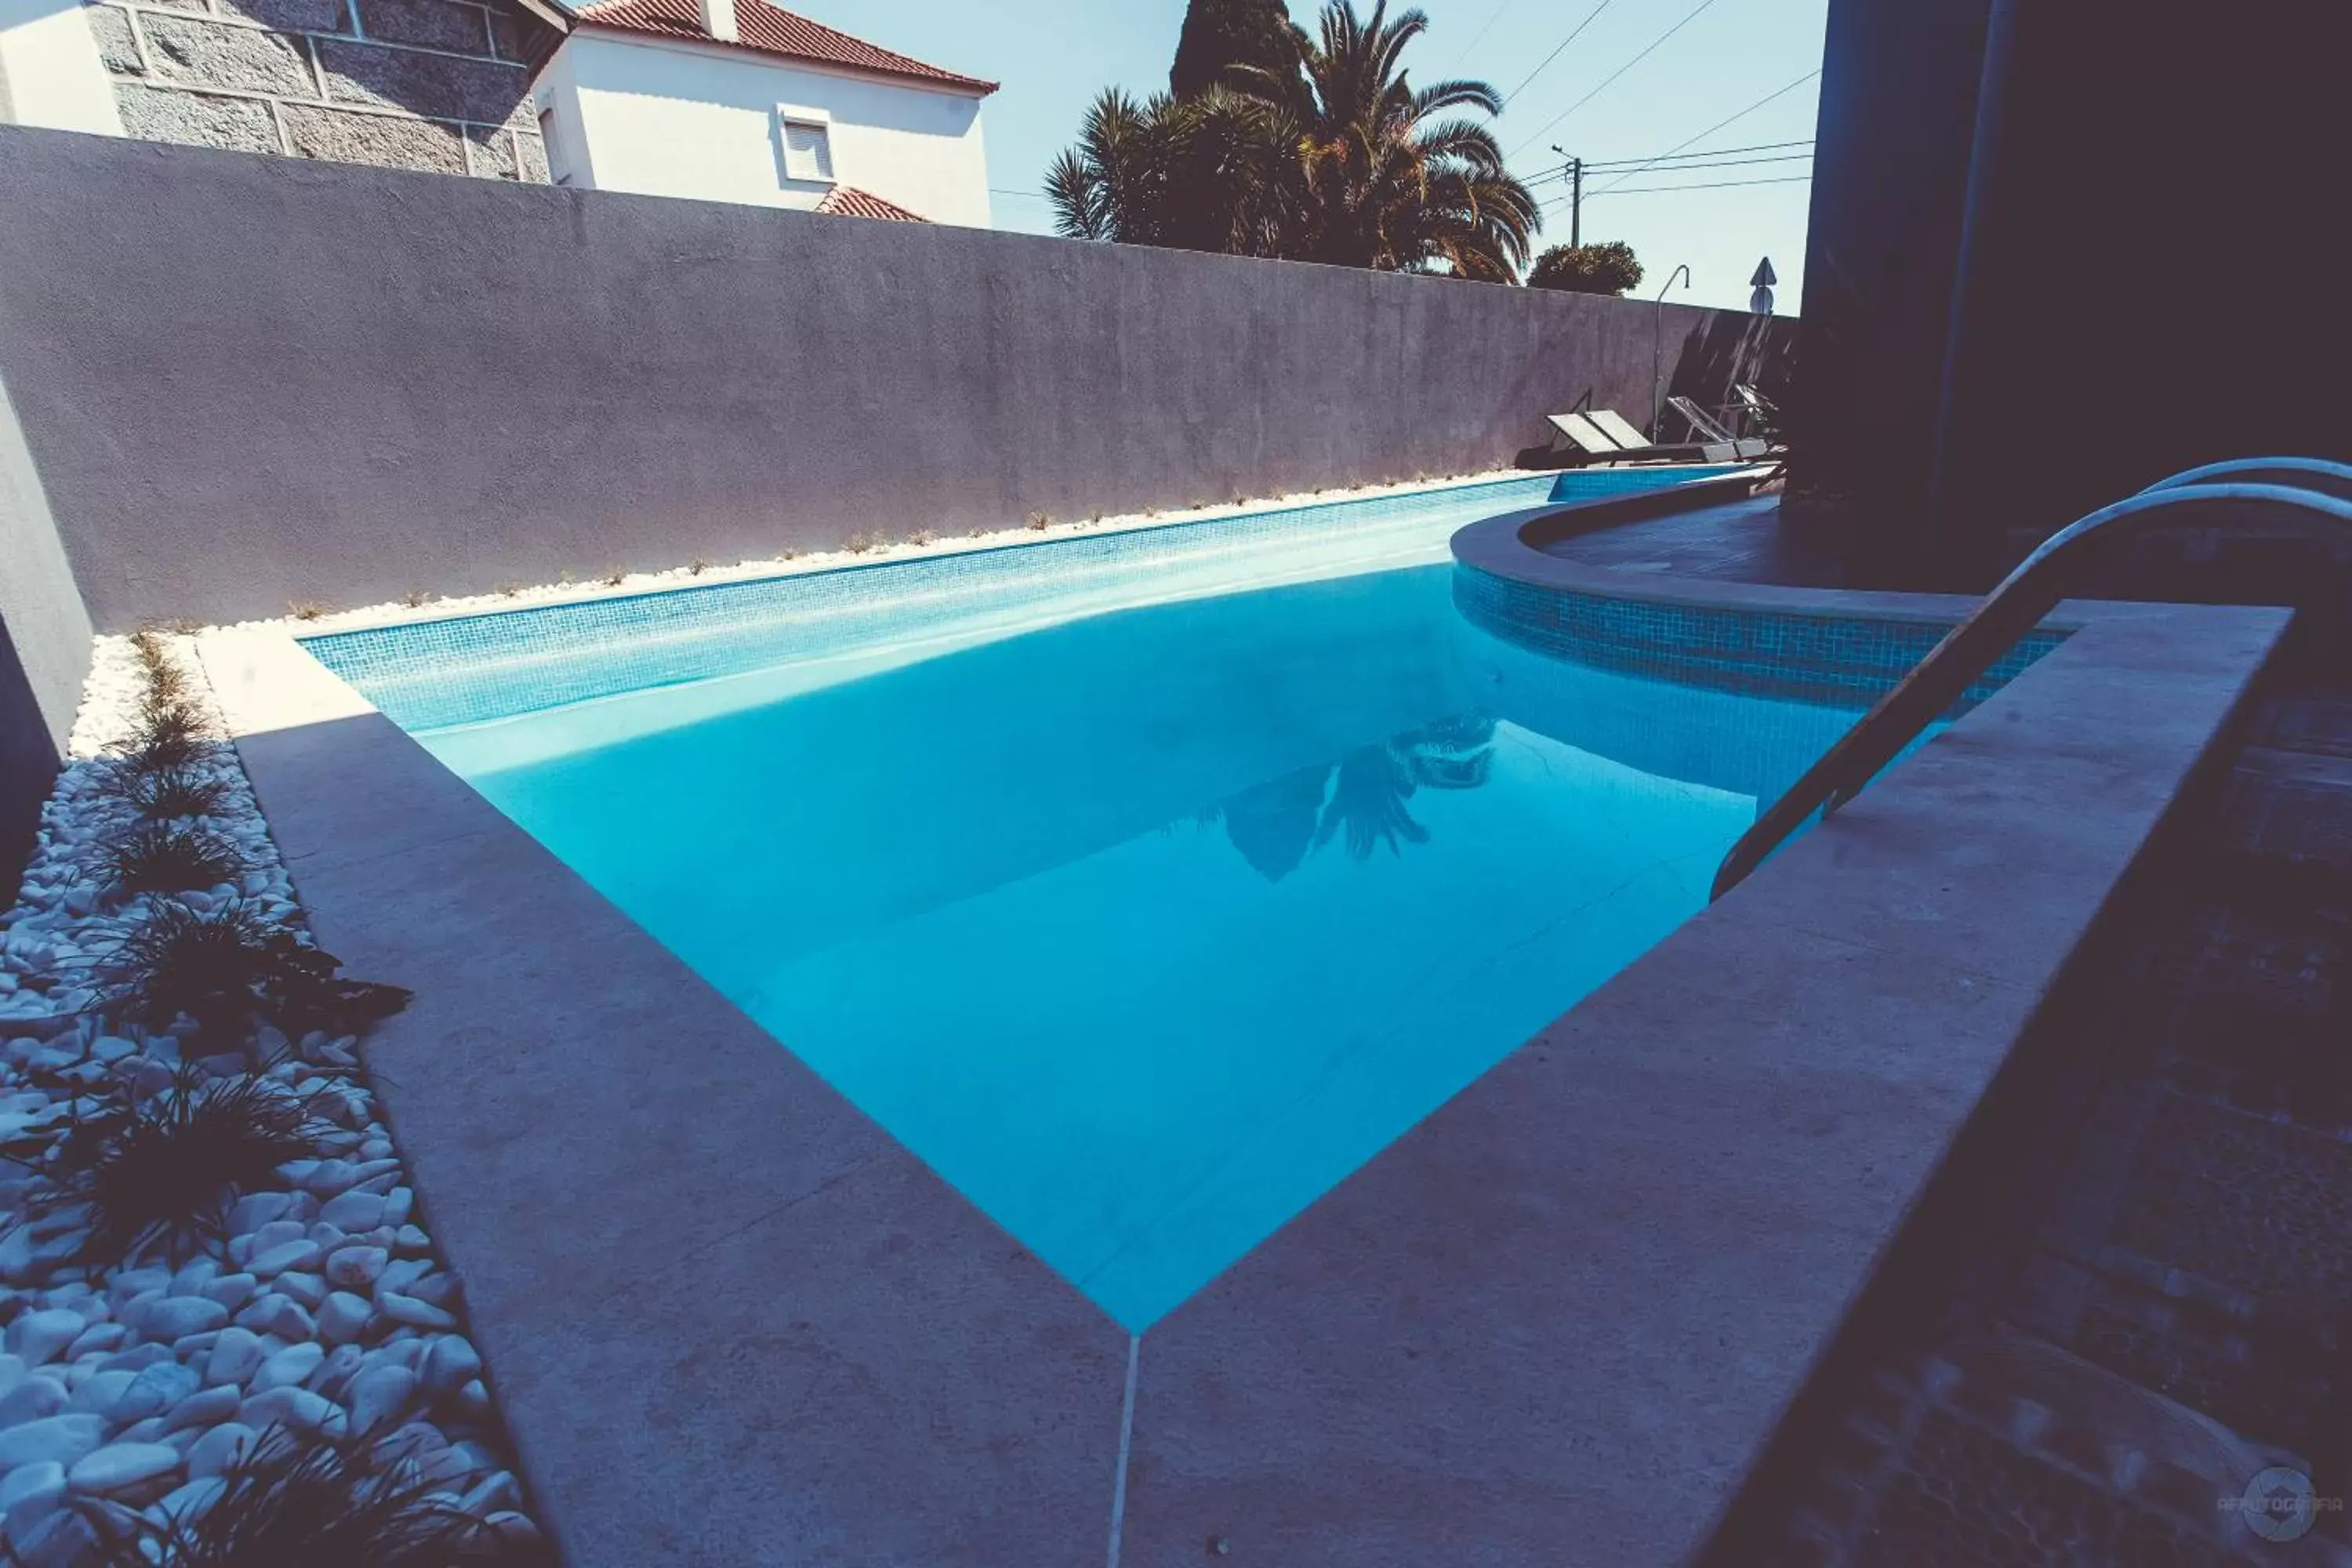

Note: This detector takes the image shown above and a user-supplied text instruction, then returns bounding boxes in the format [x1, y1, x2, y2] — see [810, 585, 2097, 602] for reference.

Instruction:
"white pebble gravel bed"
[0, 635, 541, 1564]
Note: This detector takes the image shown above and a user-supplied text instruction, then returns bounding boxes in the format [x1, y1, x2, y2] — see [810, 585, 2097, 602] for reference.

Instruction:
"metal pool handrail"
[1708, 459, 2352, 902]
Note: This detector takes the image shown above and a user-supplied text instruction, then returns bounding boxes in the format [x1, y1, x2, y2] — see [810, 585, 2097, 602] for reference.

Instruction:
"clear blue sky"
[815, 0, 1828, 314]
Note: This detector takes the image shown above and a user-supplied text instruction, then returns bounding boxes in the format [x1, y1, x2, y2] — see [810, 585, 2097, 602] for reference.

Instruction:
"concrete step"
[2134, 897, 2343, 1031]
[1728, 664, 2352, 1566]
[1768, 1334, 2349, 1566]
[2212, 751, 2352, 881]
[2250, 689, 2352, 761]
[2007, 1248, 2341, 1468]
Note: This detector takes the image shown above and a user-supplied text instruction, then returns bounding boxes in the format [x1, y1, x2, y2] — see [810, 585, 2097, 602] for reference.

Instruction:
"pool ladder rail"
[1709, 457, 2352, 902]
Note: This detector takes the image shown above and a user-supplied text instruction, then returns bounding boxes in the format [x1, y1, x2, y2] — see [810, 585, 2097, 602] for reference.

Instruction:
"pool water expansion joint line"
[1107, 1334, 1142, 1568]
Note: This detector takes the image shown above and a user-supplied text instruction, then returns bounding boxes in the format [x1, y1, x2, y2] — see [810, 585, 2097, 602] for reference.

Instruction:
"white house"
[0, 0, 123, 138]
[533, 0, 996, 227]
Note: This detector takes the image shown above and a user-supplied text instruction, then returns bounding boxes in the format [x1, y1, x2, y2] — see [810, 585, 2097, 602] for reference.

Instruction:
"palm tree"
[1044, 87, 1298, 257]
[1312, 713, 1497, 859]
[1204, 713, 1499, 881]
[1046, 0, 1535, 281]
[1245, 1, 1536, 279]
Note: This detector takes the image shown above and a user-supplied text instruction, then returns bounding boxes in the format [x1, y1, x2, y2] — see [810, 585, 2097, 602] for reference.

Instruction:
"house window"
[537, 104, 572, 187]
[778, 114, 836, 184]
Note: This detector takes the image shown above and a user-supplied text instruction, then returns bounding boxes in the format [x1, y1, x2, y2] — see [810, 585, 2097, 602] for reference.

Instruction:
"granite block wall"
[82, 0, 548, 180]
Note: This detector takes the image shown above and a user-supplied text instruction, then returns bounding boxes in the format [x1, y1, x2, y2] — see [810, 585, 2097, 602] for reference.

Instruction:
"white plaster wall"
[0, 365, 93, 753]
[532, 44, 595, 187]
[541, 31, 989, 227]
[0, 0, 122, 135]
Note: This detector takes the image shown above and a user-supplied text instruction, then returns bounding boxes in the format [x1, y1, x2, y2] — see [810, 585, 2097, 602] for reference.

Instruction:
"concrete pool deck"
[198, 534, 2288, 1564]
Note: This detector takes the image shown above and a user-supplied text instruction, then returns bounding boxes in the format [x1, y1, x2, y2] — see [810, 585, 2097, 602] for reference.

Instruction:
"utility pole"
[1549, 145, 1583, 247]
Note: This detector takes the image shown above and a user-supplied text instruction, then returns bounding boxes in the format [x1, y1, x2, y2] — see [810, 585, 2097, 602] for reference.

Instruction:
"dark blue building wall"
[1794, 0, 2348, 587]
[1785, 0, 1991, 578]
[1935, 0, 2347, 580]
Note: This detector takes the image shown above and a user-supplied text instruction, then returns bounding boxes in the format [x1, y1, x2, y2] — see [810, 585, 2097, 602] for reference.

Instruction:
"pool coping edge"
[200, 555, 2293, 1566]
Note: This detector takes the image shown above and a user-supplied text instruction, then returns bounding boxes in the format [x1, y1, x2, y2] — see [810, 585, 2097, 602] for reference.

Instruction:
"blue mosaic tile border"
[307, 467, 1739, 733]
[1450, 563, 2067, 714]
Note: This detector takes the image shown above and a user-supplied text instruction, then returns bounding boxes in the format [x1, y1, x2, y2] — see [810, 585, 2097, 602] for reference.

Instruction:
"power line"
[1506, 0, 1725, 157]
[1499, 0, 1613, 105]
[1592, 172, 1813, 196]
[1526, 140, 1813, 184]
[1443, 0, 1519, 74]
[1006, 136, 1807, 204]
[1555, 172, 1814, 205]
[1577, 138, 1813, 169]
[1580, 67, 1822, 194]
[1528, 150, 1810, 185]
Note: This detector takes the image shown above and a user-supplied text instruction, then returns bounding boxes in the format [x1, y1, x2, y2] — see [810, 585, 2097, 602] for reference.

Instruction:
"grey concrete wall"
[0, 361, 93, 891]
[0, 125, 1792, 630]
[83, 0, 550, 180]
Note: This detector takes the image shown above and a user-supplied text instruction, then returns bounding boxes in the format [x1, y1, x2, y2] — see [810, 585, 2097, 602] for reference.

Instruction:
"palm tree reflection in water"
[1206, 713, 1498, 882]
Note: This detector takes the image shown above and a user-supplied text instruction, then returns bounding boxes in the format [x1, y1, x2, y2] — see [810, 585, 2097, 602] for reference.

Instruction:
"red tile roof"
[572, 0, 996, 93]
[814, 185, 928, 223]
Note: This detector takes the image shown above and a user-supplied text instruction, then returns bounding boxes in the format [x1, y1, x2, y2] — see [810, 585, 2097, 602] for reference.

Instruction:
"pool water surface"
[333, 517, 1871, 1330]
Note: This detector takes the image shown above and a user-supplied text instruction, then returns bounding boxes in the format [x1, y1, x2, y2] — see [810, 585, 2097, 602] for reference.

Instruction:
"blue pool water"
[309, 472, 2019, 1330]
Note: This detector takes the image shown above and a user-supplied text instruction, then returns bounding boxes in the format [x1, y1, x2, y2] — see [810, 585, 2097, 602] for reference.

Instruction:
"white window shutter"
[781, 120, 835, 183]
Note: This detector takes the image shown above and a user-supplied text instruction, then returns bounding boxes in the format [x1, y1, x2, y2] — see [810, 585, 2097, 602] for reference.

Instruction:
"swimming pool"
[306, 471, 2017, 1330]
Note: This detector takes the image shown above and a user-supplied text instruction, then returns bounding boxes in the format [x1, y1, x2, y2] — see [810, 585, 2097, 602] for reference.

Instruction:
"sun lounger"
[1542, 408, 1767, 466]
[1586, 408, 1657, 451]
[1733, 383, 1778, 423]
[1548, 408, 1692, 464]
[1731, 383, 1785, 448]
[1544, 412, 1623, 459]
[1666, 396, 1742, 445]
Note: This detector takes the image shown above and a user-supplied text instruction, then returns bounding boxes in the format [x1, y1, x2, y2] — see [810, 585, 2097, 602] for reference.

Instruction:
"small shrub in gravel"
[102, 900, 412, 1042]
[113, 767, 234, 823]
[106, 699, 214, 779]
[28, 1062, 340, 1267]
[127, 631, 188, 704]
[0, 633, 545, 1564]
[59, 1426, 546, 1567]
[101, 825, 245, 901]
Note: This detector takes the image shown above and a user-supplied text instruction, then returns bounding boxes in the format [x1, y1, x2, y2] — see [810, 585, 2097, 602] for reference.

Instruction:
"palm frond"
[1045, 147, 1113, 240]
[1412, 117, 1511, 174]
[1408, 78, 1503, 120]
[1315, 745, 1431, 861]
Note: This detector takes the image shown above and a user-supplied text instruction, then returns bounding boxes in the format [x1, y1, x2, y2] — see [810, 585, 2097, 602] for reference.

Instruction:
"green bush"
[1528, 241, 1644, 296]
